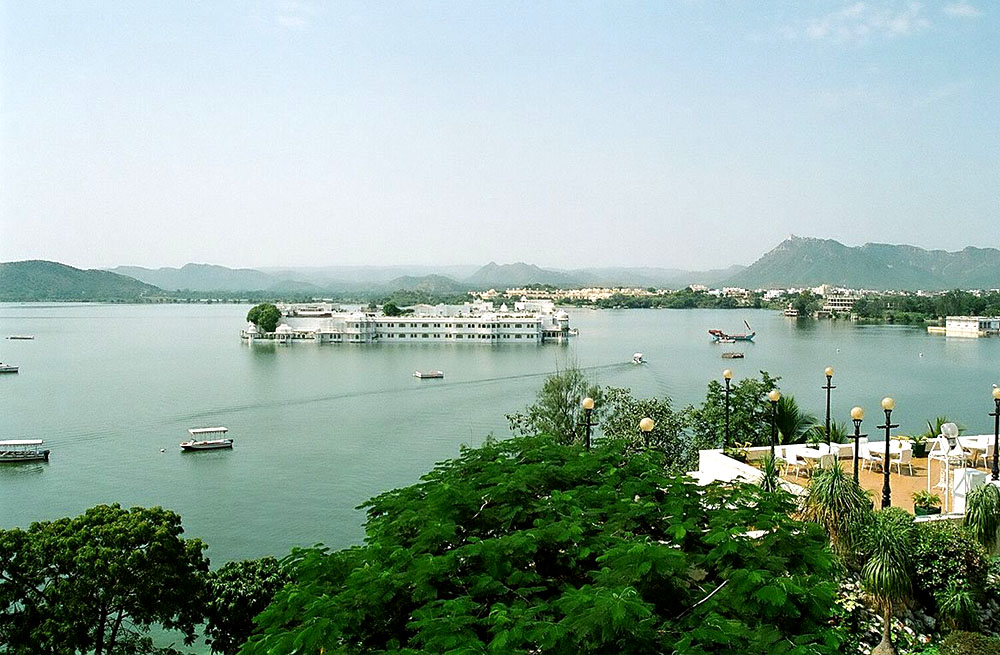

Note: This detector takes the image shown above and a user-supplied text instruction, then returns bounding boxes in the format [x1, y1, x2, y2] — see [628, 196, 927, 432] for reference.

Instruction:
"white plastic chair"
[816, 453, 837, 472]
[977, 440, 996, 469]
[857, 441, 879, 472]
[889, 447, 913, 475]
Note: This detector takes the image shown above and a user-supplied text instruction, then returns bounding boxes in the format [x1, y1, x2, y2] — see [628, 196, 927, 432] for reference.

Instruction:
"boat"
[0, 440, 50, 462]
[632, 353, 645, 364]
[722, 352, 745, 359]
[180, 427, 233, 451]
[0, 363, 18, 374]
[782, 305, 799, 318]
[7, 335, 34, 340]
[414, 370, 444, 379]
[708, 320, 756, 342]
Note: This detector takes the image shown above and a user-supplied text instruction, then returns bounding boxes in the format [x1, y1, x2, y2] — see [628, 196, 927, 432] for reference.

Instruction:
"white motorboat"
[0, 363, 18, 374]
[180, 427, 233, 451]
[0, 440, 50, 462]
[632, 353, 645, 364]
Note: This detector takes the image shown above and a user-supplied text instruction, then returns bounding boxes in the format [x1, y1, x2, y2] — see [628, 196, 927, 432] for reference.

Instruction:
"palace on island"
[241, 299, 575, 344]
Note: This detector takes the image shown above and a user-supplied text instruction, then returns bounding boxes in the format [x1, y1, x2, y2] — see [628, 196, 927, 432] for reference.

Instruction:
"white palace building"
[241, 299, 575, 345]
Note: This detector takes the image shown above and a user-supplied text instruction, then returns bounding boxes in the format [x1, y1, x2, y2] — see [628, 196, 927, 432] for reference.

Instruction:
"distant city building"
[943, 316, 1000, 338]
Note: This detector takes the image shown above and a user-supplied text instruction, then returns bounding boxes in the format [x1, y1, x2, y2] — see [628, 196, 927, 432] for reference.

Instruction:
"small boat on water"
[708, 320, 756, 342]
[414, 370, 444, 379]
[722, 352, 745, 359]
[0, 363, 18, 374]
[0, 440, 50, 462]
[632, 353, 645, 364]
[7, 335, 34, 340]
[180, 427, 233, 451]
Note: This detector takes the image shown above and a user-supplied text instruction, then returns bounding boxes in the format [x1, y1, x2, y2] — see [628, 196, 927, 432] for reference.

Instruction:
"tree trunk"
[871, 606, 895, 655]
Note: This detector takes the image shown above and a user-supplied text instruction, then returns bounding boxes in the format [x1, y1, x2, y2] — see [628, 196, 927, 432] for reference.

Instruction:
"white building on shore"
[942, 316, 1000, 338]
[241, 300, 575, 344]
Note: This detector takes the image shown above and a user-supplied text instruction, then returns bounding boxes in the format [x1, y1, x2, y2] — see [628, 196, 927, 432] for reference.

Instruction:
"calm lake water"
[2, 303, 998, 563]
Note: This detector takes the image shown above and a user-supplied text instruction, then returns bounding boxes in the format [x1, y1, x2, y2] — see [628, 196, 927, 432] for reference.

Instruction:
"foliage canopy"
[246, 303, 282, 333]
[243, 435, 843, 655]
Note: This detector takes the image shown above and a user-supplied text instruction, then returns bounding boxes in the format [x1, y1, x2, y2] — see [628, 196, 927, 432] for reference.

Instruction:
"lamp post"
[768, 389, 781, 460]
[990, 386, 1000, 482]
[581, 397, 596, 452]
[878, 397, 898, 509]
[639, 417, 655, 450]
[723, 369, 733, 449]
[822, 367, 836, 447]
[850, 406, 865, 484]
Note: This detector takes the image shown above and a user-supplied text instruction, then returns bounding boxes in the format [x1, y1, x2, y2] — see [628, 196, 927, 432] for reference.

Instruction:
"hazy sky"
[1, 1, 997, 271]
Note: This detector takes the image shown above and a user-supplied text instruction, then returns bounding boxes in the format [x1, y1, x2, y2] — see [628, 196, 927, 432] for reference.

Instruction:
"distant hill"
[726, 236, 1000, 290]
[110, 263, 284, 292]
[465, 262, 581, 288]
[383, 274, 470, 294]
[0, 260, 163, 301]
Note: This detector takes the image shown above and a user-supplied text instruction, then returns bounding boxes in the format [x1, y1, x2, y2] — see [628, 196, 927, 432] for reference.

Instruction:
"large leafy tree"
[599, 387, 696, 471]
[205, 557, 290, 655]
[775, 394, 818, 445]
[860, 508, 914, 655]
[0, 504, 209, 655]
[246, 303, 282, 333]
[506, 367, 603, 445]
[686, 370, 781, 448]
[241, 436, 843, 654]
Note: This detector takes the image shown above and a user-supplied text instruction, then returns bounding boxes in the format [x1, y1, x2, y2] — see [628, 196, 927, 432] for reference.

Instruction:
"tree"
[246, 303, 281, 333]
[860, 508, 914, 655]
[963, 484, 1000, 554]
[204, 557, 290, 655]
[686, 371, 781, 448]
[599, 387, 693, 470]
[0, 504, 209, 655]
[242, 436, 843, 655]
[506, 367, 603, 445]
[381, 301, 403, 316]
[802, 462, 872, 556]
[775, 394, 818, 445]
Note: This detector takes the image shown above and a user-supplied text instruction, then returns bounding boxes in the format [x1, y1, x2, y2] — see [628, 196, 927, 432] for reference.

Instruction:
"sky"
[1, 1, 997, 271]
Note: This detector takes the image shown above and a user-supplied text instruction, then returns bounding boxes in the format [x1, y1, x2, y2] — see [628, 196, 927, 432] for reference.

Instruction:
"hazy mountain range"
[1, 237, 998, 301]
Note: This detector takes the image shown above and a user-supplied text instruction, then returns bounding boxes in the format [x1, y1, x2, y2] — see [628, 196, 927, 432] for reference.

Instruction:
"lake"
[2, 303, 998, 563]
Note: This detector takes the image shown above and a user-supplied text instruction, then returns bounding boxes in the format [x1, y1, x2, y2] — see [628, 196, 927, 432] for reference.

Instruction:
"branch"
[674, 580, 729, 620]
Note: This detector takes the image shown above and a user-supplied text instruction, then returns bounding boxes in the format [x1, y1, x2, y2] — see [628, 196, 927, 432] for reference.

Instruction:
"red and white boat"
[180, 427, 233, 451]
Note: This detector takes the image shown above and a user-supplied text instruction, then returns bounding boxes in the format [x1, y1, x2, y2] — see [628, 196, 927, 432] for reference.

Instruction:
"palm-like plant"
[758, 453, 782, 493]
[775, 394, 818, 445]
[964, 484, 1000, 554]
[803, 461, 872, 556]
[861, 508, 914, 655]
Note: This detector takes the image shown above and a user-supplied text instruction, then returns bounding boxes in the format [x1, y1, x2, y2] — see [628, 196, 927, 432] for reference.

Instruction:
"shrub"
[912, 521, 989, 616]
[939, 630, 1000, 655]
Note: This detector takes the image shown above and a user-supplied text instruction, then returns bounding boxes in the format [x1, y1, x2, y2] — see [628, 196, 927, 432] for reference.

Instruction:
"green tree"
[686, 371, 781, 448]
[599, 387, 693, 469]
[802, 462, 872, 557]
[860, 508, 914, 655]
[381, 301, 404, 316]
[0, 504, 209, 655]
[506, 367, 603, 445]
[964, 484, 1000, 553]
[205, 557, 290, 655]
[246, 303, 281, 333]
[775, 394, 818, 445]
[242, 436, 843, 655]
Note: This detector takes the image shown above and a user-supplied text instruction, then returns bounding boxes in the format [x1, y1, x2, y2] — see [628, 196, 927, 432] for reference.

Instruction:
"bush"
[912, 521, 989, 618]
[939, 630, 1000, 655]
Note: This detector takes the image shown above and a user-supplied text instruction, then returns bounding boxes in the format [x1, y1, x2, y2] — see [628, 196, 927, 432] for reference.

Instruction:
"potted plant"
[912, 490, 942, 516]
[909, 433, 929, 458]
[724, 441, 751, 464]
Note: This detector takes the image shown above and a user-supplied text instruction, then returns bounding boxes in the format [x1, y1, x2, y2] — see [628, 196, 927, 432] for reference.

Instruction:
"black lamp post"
[639, 417, 655, 450]
[850, 406, 865, 484]
[723, 369, 733, 449]
[990, 386, 1000, 481]
[822, 367, 836, 447]
[768, 389, 780, 460]
[581, 397, 596, 451]
[878, 397, 898, 509]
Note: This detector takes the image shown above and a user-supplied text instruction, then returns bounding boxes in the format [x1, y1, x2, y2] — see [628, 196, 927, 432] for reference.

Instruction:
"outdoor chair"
[815, 453, 836, 473]
[976, 440, 996, 469]
[857, 441, 879, 472]
[889, 446, 913, 475]
[782, 447, 808, 477]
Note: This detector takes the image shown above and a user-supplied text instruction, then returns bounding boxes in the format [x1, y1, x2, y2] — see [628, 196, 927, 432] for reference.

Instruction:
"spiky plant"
[936, 581, 977, 630]
[775, 394, 818, 445]
[758, 453, 781, 493]
[803, 461, 872, 556]
[964, 483, 1000, 554]
[861, 508, 914, 655]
